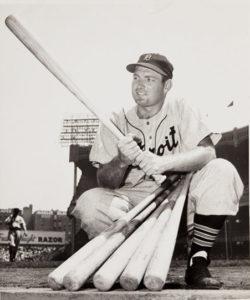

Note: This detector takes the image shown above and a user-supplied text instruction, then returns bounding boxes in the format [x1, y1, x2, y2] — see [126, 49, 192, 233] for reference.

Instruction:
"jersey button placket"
[147, 133, 153, 150]
[144, 121, 150, 149]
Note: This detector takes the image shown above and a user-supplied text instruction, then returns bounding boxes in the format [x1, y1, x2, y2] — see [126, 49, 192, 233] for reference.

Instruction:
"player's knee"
[72, 188, 103, 222]
[206, 158, 239, 180]
[72, 188, 113, 239]
[203, 158, 244, 201]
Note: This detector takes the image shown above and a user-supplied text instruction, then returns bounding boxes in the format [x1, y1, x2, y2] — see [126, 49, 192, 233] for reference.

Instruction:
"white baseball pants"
[72, 158, 244, 239]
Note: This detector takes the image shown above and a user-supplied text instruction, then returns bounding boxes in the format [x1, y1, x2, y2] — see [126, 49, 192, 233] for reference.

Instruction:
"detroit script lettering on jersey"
[137, 125, 179, 155]
[89, 98, 218, 170]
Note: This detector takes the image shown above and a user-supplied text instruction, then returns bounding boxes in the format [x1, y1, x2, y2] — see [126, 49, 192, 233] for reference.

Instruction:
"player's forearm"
[163, 146, 216, 172]
[97, 156, 129, 189]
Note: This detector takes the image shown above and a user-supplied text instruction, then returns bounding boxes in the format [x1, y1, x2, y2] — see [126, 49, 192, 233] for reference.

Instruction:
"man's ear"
[164, 79, 172, 94]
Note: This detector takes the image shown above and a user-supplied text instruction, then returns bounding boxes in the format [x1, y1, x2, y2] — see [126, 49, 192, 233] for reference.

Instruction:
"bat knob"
[152, 174, 166, 185]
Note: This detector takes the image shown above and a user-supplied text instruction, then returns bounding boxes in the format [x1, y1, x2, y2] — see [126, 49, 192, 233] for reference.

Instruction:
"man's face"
[132, 66, 167, 108]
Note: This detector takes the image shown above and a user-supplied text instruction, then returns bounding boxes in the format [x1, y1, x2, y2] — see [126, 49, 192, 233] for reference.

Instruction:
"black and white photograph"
[0, 0, 249, 299]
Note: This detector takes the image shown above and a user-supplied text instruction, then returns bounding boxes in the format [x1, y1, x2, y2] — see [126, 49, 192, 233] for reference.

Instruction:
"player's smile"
[135, 90, 147, 98]
[136, 90, 146, 95]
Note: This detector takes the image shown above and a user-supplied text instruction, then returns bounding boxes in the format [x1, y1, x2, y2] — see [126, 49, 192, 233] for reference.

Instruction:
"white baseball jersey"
[5, 215, 26, 229]
[90, 98, 221, 191]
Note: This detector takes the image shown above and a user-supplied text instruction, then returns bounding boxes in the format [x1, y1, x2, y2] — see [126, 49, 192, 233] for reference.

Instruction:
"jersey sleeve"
[89, 124, 119, 167]
[178, 99, 221, 150]
[89, 111, 127, 167]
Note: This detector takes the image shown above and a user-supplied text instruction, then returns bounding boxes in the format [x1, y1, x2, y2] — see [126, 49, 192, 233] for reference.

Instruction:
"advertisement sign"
[0, 230, 65, 245]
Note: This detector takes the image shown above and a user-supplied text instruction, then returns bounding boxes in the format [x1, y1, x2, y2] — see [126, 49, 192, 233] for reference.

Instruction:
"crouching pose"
[72, 53, 244, 288]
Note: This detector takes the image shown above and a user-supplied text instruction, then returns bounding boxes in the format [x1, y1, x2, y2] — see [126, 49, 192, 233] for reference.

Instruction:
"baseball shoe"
[185, 257, 222, 289]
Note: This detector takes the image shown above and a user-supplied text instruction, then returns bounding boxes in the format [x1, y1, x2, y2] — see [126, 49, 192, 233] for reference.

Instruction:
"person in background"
[5, 208, 27, 262]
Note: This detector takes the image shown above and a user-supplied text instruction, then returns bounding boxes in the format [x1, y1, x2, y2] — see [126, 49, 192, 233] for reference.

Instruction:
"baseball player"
[72, 53, 244, 288]
[5, 208, 27, 262]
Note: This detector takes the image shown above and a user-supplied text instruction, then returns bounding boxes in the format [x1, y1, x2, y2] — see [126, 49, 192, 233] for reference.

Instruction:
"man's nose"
[136, 79, 146, 89]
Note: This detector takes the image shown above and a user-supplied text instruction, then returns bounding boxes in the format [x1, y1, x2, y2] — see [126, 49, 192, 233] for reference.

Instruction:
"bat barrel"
[143, 174, 192, 291]
[93, 181, 180, 291]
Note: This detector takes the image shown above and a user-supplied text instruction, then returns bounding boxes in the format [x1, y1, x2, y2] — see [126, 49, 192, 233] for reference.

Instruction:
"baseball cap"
[126, 53, 174, 79]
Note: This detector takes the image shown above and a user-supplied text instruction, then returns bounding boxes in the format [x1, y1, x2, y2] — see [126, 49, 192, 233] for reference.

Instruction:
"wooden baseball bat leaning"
[143, 174, 193, 291]
[48, 185, 164, 290]
[93, 179, 183, 291]
[63, 177, 181, 291]
[119, 179, 185, 291]
[5, 15, 165, 185]
[48, 174, 180, 289]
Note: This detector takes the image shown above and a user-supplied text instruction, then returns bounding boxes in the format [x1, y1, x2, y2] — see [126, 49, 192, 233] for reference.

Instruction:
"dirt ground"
[0, 260, 250, 290]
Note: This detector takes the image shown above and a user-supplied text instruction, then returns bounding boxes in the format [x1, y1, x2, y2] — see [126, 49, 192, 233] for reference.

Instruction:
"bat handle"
[109, 121, 166, 185]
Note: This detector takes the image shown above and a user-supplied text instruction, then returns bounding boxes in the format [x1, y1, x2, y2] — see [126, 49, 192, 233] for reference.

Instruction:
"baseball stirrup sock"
[190, 214, 227, 261]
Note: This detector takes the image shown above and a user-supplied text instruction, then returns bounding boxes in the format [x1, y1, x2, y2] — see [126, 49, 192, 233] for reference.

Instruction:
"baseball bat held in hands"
[5, 15, 165, 185]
